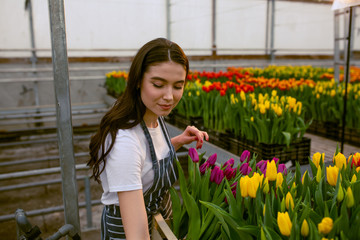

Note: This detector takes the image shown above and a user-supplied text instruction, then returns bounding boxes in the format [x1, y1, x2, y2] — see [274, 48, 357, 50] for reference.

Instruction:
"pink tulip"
[277, 164, 287, 175]
[240, 162, 252, 175]
[223, 158, 235, 169]
[189, 148, 199, 163]
[240, 150, 251, 163]
[224, 165, 236, 180]
[210, 166, 224, 185]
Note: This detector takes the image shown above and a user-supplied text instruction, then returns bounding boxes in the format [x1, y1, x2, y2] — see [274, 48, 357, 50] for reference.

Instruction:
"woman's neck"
[143, 113, 158, 128]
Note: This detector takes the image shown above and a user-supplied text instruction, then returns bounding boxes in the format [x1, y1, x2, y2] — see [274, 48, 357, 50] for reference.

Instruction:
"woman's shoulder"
[115, 123, 144, 143]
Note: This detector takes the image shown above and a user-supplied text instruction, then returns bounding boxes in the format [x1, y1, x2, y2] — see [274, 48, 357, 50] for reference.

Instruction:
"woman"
[88, 38, 209, 240]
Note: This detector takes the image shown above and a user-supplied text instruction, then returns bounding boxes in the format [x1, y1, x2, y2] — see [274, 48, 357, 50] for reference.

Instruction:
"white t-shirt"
[100, 121, 170, 205]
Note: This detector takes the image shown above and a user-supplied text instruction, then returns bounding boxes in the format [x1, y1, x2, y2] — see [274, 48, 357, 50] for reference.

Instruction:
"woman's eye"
[153, 84, 163, 88]
[174, 86, 183, 90]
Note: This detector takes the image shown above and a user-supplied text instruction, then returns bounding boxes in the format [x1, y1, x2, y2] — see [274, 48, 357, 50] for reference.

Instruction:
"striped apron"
[101, 117, 178, 239]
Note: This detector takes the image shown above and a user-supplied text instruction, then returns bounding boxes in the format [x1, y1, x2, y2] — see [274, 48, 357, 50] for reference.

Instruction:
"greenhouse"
[1, 0, 360, 239]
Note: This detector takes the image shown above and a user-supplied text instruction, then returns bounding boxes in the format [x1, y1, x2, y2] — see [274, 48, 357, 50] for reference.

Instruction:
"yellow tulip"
[277, 212, 292, 237]
[302, 170, 308, 184]
[357, 167, 360, 173]
[326, 166, 339, 186]
[301, 219, 309, 237]
[351, 174, 357, 184]
[253, 172, 264, 187]
[248, 175, 260, 198]
[263, 204, 266, 216]
[337, 183, 344, 203]
[240, 91, 246, 102]
[266, 160, 277, 181]
[276, 172, 283, 189]
[250, 116, 254, 122]
[316, 165, 322, 183]
[333, 152, 346, 170]
[346, 187, 355, 208]
[318, 217, 333, 235]
[312, 152, 324, 168]
[263, 177, 269, 194]
[240, 176, 249, 197]
[285, 192, 294, 210]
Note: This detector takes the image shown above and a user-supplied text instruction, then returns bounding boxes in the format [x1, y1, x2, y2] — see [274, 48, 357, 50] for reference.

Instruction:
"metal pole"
[334, 9, 340, 82]
[341, 7, 353, 153]
[26, 0, 37, 67]
[48, 0, 81, 237]
[211, 0, 216, 57]
[265, 0, 270, 56]
[270, 0, 275, 63]
[166, 0, 171, 40]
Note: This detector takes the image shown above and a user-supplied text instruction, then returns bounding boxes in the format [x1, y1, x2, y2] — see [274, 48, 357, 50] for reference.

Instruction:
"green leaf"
[169, 187, 181, 237]
[281, 131, 291, 147]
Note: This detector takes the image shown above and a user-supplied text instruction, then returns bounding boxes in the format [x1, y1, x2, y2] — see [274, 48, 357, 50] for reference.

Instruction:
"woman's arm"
[171, 125, 209, 151]
[118, 190, 150, 240]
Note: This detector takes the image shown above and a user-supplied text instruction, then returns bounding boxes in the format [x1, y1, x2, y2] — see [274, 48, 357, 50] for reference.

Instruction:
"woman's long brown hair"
[88, 38, 189, 183]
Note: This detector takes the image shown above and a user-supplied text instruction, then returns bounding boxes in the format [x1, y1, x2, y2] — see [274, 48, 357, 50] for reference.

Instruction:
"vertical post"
[334, 9, 340, 82]
[26, 0, 37, 67]
[166, 0, 171, 40]
[48, 0, 81, 237]
[341, 7, 353, 153]
[265, 0, 270, 56]
[85, 176, 93, 229]
[270, 0, 275, 63]
[211, 0, 216, 57]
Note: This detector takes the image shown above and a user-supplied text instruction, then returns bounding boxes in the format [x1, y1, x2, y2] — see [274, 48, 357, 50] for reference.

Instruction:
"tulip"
[207, 153, 217, 166]
[277, 164, 287, 175]
[302, 170, 308, 184]
[312, 152, 325, 168]
[239, 162, 252, 175]
[337, 183, 344, 203]
[256, 160, 268, 175]
[277, 212, 292, 237]
[248, 175, 260, 198]
[266, 160, 277, 181]
[318, 217, 333, 235]
[357, 167, 360, 173]
[210, 166, 224, 185]
[326, 166, 339, 186]
[240, 176, 250, 197]
[346, 187, 354, 208]
[224, 165, 236, 180]
[230, 182, 237, 197]
[348, 152, 360, 167]
[351, 174, 357, 184]
[316, 165, 322, 183]
[276, 172, 283, 189]
[223, 158, 234, 169]
[240, 150, 250, 163]
[301, 219, 309, 237]
[263, 177, 269, 194]
[285, 192, 294, 210]
[272, 157, 279, 164]
[253, 172, 264, 187]
[280, 198, 286, 212]
[189, 148, 199, 163]
[333, 152, 346, 170]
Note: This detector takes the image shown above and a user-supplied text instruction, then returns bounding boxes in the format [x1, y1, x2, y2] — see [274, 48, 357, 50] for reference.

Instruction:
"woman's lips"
[158, 104, 172, 110]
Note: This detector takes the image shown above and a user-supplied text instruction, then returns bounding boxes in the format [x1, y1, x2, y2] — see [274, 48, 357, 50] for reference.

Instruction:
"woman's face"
[140, 61, 186, 126]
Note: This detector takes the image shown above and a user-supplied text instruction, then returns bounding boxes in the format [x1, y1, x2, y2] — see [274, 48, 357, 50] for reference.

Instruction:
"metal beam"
[48, 0, 80, 236]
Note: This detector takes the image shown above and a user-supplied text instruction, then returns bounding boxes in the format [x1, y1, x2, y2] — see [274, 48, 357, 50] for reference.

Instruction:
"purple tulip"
[272, 157, 279, 164]
[210, 166, 224, 185]
[199, 162, 208, 175]
[231, 182, 237, 197]
[189, 148, 199, 163]
[240, 150, 251, 163]
[256, 160, 269, 175]
[239, 162, 252, 175]
[223, 158, 235, 169]
[224, 165, 236, 180]
[277, 163, 287, 175]
[207, 153, 217, 166]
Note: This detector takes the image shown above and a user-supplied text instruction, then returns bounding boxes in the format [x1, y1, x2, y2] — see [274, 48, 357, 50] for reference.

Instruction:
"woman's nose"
[163, 87, 173, 100]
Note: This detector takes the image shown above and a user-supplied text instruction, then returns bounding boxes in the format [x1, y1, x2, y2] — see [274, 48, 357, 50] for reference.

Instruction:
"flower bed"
[104, 65, 360, 147]
[169, 147, 360, 239]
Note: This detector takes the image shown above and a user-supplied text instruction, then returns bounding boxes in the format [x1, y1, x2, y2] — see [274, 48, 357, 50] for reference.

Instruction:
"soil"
[0, 133, 103, 240]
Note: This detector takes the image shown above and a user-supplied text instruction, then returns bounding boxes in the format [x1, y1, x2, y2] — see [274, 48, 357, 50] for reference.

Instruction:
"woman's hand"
[171, 125, 209, 151]
[118, 190, 150, 240]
